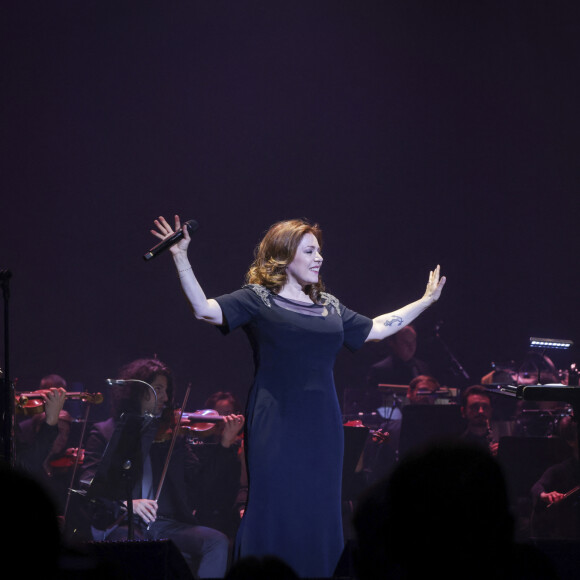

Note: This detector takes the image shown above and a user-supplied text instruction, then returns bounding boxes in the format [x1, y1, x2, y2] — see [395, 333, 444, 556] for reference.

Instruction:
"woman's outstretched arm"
[151, 215, 223, 325]
[365, 265, 446, 342]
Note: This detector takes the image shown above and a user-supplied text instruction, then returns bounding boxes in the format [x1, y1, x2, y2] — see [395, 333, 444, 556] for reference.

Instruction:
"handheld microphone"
[143, 219, 198, 261]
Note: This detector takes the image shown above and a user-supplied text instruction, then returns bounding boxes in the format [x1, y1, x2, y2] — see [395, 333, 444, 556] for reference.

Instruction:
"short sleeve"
[341, 304, 373, 352]
[214, 287, 262, 334]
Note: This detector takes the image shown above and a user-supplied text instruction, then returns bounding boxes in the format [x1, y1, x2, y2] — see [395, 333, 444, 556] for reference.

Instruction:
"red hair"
[245, 219, 325, 301]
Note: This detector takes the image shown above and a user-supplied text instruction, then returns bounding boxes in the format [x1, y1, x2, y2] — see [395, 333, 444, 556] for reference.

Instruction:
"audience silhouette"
[353, 441, 559, 580]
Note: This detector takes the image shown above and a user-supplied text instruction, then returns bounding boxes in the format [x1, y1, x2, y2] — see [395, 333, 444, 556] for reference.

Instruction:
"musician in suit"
[79, 358, 244, 578]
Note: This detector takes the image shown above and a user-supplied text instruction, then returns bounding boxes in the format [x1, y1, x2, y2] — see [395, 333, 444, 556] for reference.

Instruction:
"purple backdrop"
[2, 1, 579, 419]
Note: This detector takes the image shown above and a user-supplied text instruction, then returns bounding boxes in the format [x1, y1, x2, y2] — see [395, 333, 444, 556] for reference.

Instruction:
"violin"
[154, 409, 226, 442]
[15, 390, 104, 416]
[50, 447, 85, 469]
[343, 419, 390, 444]
[148, 388, 242, 531]
[182, 409, 225, 432]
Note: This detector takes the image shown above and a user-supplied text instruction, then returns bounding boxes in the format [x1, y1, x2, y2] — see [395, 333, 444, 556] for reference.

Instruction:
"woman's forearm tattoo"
[383, 315, 403, 327]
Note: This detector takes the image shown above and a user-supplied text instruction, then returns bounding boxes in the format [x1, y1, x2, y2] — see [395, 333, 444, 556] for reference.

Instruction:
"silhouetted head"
[225, 555, 298, 580]
[3, 464, 62, 578]
[353, 442, 514, 579]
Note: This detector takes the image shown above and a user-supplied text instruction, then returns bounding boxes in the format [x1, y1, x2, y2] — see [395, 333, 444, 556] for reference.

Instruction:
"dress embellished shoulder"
[243, 284, 273, 307]
[242, 284, 342, 316]
[319, 292, 341, 316]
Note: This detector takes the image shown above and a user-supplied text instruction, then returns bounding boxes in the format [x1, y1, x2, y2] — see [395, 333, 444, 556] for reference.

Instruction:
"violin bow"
[152, 384, 191, 504]
[546, 484, 580, 509]
[62, 401, 92, 525]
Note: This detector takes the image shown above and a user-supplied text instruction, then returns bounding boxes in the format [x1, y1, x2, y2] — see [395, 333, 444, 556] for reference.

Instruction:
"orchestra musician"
[79, 357, 244, 578]
[14, 384, 68, 487]
[530, 415, 580, 539]
[195, 391, 247, 539]
[362, 375, 444, 486]
[366, 325, 431, 388]
[16, 374, 76, 512]
[459, 385, 498, 456]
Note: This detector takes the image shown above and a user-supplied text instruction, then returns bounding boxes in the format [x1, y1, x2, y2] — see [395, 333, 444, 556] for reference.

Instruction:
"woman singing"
[151, 215, 446, 578]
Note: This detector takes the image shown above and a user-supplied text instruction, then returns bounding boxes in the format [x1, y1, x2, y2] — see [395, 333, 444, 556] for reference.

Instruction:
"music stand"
[342, 424, 370, 502]
[398, 404, 464, 460]
[377, 384, 409, 396]
[86, 413, 158, 540]
[516, 385, 580, 458]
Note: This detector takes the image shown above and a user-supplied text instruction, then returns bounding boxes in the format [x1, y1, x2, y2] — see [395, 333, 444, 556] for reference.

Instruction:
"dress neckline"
[271, 294, 327, 317]
[274, 293, 320, 307]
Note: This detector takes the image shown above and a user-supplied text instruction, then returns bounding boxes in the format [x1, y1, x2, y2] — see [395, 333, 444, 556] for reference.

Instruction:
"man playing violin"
[80, 357, 244, 579]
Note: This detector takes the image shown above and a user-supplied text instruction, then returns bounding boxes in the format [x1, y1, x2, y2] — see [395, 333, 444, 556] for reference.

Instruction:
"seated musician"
[366, 325, 431, 388]
[16, 374, 74, 511]
[530, 415, 580, 539]
[459, 385, 498, 456]
[195, 391, 247, 538]
[79, 358, 244, 579]
[15, 383, 68, 487]
[363, 375, 442, 485]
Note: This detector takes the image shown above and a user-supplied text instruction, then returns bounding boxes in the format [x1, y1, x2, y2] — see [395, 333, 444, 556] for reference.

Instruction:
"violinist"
[79, 358, 244, 579]
[17, 375, 74, 498]
[14, 382, 68, 487]
[194, 391, 247, 539]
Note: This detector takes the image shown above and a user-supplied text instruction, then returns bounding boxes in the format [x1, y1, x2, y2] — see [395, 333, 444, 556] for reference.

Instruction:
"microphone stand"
[434, 327, 470, 383]
[1, 269, 14, 467]
[88, 379, 159, 540]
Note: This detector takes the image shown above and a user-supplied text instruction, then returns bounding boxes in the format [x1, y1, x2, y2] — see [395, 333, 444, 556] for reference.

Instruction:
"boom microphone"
[143, 219, 198, 261]
[105, 378, 158, 405]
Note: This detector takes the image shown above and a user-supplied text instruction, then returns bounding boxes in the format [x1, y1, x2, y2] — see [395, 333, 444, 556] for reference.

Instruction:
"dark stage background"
[1, 1, 579, 420]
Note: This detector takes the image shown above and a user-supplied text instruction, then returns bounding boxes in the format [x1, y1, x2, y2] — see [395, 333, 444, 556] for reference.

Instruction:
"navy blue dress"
[215, 285, 372, 578]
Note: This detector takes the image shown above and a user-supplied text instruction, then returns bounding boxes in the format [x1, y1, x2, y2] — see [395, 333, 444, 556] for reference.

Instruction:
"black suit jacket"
[80, 416, 240, 529]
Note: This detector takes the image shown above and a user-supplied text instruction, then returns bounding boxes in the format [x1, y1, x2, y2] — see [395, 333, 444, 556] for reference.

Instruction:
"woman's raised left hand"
[422, 265, 446, 304]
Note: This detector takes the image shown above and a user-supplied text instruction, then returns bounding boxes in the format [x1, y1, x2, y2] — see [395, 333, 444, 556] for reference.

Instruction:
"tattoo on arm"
[383, 315, 403, 327]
